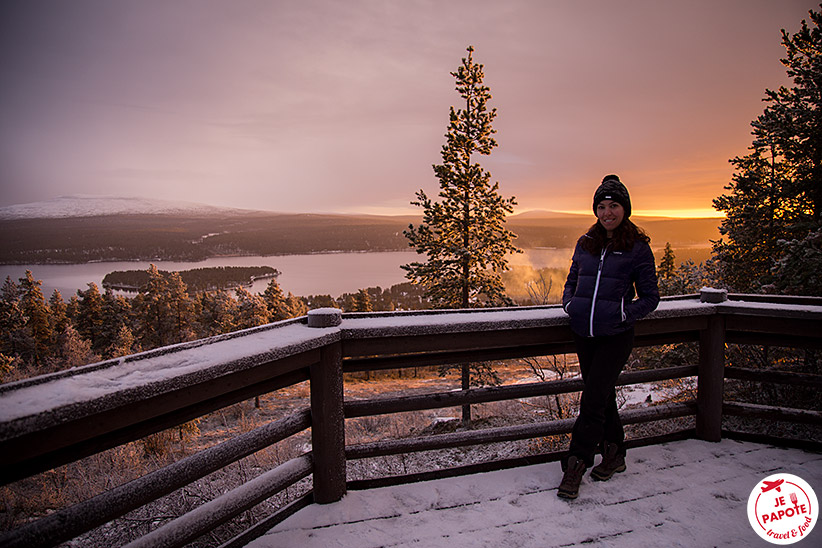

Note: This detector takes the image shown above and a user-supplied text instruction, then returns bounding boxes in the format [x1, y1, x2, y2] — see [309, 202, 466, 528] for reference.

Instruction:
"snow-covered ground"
[250, 438, 821, 548]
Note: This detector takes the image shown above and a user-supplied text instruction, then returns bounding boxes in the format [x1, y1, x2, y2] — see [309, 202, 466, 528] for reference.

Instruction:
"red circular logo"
[747, 473, 818, 544]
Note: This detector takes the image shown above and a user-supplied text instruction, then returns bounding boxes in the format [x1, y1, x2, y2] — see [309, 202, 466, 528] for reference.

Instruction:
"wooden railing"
[1, 289, 820, 548]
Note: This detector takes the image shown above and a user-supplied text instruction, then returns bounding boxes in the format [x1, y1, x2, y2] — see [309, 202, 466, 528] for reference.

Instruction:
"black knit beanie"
[592, 174, 631, 218]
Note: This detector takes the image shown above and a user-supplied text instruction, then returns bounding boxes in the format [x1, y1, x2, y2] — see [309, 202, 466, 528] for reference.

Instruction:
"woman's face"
[596, 199, 625, 236]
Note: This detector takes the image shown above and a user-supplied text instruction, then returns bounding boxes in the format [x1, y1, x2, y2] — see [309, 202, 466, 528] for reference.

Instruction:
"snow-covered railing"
[1, 290, 821, 548]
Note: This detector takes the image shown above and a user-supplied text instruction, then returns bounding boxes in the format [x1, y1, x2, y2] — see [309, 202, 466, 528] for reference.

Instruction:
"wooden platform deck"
[248, 439, 821, 547]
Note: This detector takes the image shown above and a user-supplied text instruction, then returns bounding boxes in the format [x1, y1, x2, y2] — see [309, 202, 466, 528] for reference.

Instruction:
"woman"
[557, 175, 659, 499]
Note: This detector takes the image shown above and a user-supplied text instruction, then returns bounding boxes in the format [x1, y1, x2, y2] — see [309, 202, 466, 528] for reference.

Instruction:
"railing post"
[696, 289, 727, 441]
[307, 309, 346, 503]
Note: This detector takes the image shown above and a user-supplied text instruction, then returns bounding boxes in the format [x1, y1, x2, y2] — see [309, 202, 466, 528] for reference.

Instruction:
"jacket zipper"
[589, 246, 608, 337]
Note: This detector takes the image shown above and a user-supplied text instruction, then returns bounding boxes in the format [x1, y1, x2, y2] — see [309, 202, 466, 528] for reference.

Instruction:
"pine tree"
[100, 289, 134, 358]
[771, 227, 822, 295]
[351, 289, 373, 312]
[107, 324, 139, 358]
[0, 277, 24, 358]
[134, 264, 171, 347]
[48, 290, 69, 343]
[165, 272, 194, 343]
[75, 283, 104, 353]
[263, 279, 290, 321]
[235, 287, 269, 329]
[18, 271, 52, 364]
[658, 243, 676, 282]
[0, 353, 16, 383]
[403, 46, 519, 424]
[286, 292, 308, 317]
[713, 8, 822, 293]
[65, 294, 81, 326]
[59, 325, 99, 369]
[403, 46, 520, 309]
[197, 290, 238, 336]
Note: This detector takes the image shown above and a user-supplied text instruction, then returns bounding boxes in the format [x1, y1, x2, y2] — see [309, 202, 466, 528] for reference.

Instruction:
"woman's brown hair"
[579, 218, 650, 254]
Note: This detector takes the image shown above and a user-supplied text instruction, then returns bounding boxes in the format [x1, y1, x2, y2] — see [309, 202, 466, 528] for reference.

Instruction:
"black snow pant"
[567, 328, 635, 468]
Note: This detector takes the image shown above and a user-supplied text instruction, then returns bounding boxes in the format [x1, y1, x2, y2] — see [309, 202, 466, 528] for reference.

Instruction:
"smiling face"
[596, 199, 625, 237]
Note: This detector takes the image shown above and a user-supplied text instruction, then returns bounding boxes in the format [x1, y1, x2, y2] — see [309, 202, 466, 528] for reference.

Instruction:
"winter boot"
[557, 456, 586, 499]
[590, 441, 626, 481]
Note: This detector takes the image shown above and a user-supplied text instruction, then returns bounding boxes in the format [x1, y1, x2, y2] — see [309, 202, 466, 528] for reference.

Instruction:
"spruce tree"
[18, 271, 52, 364]
[165, 272, 194, 343]
[135, 265, 172, 347]
[59, 325, 99, 369]
[263, 279, 290, 321]
[48, 290, 69, 343]
[0, 277, 23, 358]
[75, 283, 104, 353]
[285, 292, 308, 317]
[658, 243, 676, 282]
[713, 8, 822, 293]
[403, 46, 519, 424]
[351, 289, 373, 312]
[107, 325, 139, 358]
[234, 287, 269, 329]
[197, 290, 237, 336]
[101, 289, 133, 358]
[403, 46, 519, 309]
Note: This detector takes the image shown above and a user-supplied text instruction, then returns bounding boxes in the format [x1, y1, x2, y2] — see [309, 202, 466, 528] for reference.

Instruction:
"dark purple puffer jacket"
[562, 236, 660, 337]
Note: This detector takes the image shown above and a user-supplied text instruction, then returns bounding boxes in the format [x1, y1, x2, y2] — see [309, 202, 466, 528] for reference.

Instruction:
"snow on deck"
[249, 439, 821, 548]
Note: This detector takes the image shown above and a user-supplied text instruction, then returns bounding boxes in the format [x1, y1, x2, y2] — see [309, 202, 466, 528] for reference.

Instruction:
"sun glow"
[557, 208, 724, 219]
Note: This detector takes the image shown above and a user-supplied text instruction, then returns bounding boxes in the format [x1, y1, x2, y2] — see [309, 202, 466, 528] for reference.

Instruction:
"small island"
[102, 266, 280, 293]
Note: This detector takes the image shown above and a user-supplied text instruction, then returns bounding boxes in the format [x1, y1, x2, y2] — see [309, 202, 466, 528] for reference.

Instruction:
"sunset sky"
[0, 1, 817, 218]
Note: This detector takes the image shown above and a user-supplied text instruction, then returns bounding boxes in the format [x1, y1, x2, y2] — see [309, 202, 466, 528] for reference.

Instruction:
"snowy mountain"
[0, 195, 252, 219]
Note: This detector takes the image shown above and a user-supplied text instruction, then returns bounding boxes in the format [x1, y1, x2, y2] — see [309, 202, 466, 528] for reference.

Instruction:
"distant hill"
[0, 197, 721, 264]
[0, 195, 252, 220]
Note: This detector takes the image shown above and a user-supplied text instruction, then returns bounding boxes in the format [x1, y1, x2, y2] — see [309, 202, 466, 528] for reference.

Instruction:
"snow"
[719, 300, 822, 319]
[340, 300, 719, 339]
[249, 438, 822, 547]
[0, 195, 250, 219]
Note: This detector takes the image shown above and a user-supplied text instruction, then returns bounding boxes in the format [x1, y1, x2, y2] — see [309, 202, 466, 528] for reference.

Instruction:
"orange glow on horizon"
[538, 209, 725, 219]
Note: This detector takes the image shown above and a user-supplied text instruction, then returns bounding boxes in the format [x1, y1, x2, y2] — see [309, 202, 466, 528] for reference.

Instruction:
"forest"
[102, 266, 280, 293]
[0, 210, 720, 264]
[0, 264, 441, 383]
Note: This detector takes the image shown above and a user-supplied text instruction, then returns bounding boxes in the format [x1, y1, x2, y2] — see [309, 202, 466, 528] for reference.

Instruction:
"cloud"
[0, 0, 816, 214]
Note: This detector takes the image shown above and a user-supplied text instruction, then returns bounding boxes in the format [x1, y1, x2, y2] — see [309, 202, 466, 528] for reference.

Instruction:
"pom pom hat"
[593, 174, 631, 218]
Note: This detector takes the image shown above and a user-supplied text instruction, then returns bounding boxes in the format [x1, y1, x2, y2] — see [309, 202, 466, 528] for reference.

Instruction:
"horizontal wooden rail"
[0, 409, 312, 548]
[344, 365, 697, 418]
[346, 402, 696, 460]
[123, 454, 314, 548]
[725, 366, 822, 388]
[218, 494, 315, 548]
[723, 402, 822, 425]
[343, 342, 577, 372]
[347, 429, 698, 492]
